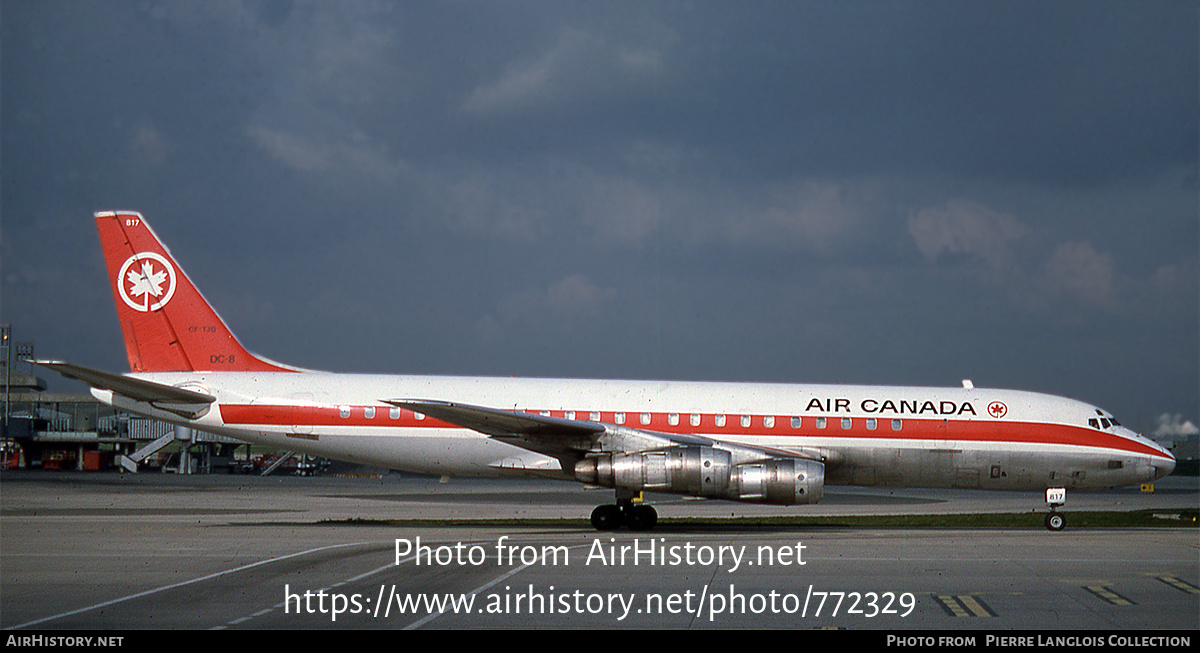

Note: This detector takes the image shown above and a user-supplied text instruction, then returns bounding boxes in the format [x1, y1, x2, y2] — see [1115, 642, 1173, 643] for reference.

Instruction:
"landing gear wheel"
[624, 504, 658, 531]
[1045, 511, 1065, 531]
[591, 504, 624, 530]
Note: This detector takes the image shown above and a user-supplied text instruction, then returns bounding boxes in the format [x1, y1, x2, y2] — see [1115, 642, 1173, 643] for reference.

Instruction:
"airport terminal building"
[2, 361, 319, 476]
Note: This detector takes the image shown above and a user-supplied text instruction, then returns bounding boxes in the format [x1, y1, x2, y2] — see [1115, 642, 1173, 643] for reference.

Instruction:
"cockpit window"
[1110, 417, 1120, 426]
[1100, 418, 1111, 429]
[1088, 418, 1099, 429]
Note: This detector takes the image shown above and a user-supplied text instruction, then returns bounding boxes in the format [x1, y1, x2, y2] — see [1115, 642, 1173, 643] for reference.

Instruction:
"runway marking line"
[7, 541, 372, 630]
[1155, 576, 1200, 595]
[933, 594, 995, 618]
[1084, 585, 1134, 606]
[219, 549, 405, 629]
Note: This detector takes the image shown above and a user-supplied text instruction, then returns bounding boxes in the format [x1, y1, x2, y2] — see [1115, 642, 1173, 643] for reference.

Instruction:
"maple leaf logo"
[127, 261, 168, 308]
[117, 253, 176, 312]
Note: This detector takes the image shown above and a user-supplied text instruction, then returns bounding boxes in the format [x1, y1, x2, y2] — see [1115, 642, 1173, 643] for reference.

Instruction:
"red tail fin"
[96, 211, 292, 373]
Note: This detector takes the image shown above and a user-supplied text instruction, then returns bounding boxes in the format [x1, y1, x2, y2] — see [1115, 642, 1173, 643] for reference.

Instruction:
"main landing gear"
[1044, 487, 1066, 532]
[590, 490, 658, 531]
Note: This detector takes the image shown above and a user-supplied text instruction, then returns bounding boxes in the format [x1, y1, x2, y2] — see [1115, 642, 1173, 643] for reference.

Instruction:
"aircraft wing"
[384, 399, 828, 467]
[33, 360, 216, 418]
[384, 399, 605, 439]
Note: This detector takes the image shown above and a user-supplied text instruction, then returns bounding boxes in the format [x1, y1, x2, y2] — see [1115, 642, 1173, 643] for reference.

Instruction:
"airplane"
[36, 211, 1175, 532]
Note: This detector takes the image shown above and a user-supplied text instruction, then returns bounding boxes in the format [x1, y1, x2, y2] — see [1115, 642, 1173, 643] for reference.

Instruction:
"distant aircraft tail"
[95, 211, 292, 373]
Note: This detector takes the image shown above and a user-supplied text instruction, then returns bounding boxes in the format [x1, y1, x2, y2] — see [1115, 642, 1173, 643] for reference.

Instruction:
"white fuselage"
[97, 370, 1175, 491]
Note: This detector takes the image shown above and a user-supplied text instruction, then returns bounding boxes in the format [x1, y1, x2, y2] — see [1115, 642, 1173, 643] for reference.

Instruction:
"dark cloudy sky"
[3, 1, 1197, 434]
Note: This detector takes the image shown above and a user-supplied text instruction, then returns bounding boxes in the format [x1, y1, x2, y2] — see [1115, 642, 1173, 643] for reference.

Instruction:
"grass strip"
[318, 508, 1197, 529]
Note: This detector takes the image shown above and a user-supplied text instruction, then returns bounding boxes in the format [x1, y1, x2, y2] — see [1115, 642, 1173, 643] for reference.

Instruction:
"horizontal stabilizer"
[33, 360, 215, 418]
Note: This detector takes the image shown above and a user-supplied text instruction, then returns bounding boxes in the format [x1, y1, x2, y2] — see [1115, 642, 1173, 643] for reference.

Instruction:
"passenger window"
[741, 415, 751, 428]
[641, 413, 651, 425]
[390, 407, 401, 419]
[590, 411, 601, 422]
[339, 406, 351, 419]
[668, 413, 679, 426]
[690, 414, 701, 427]
[790, 416, 801, 428]
[565, 411, 575, 420]
[841, 417, 851, 430]
[816, 417, 827, 429]
[891, 419, 902, 431]
[615, 412, 626, 424]
[764, 415, 775, 428]
[716, 414, 727, 427]
[866, 418, 876, 430]
[364, 406, 375, 419]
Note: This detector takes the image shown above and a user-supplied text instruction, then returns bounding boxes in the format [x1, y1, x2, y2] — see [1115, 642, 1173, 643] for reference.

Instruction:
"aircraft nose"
[1155, 449, 1176, 480]
[1129, 428, 1176, 480]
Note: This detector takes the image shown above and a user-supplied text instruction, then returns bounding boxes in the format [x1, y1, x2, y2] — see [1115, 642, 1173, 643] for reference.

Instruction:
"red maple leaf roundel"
[117, 252, 177, 312]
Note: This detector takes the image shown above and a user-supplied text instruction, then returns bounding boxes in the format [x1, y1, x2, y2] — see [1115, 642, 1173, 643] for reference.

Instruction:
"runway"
[1, 471, 1196, 630]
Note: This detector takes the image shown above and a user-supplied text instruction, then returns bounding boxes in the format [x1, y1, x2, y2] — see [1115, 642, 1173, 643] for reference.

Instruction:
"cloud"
[544, 274, 618, 315]
[247, 126, 330, 172]
[247, 126, 407, 183]
[1152, 413, 1200, 439]
[129, 123, 169, 166]
[476, 275, 617, 342]
[1043, 241, 1115, 307]
[501, 274, 617, 321]
[409, 156, 880, 253]
[462, 27, 668, 115]
[906, 200, 1134, 310]
[907, 199, 1027, 269]
[433, 171, 551, 241]
[1152, 262, 1199, 296]
[572, 173, 670, 246]
[715, 179, 870, 252]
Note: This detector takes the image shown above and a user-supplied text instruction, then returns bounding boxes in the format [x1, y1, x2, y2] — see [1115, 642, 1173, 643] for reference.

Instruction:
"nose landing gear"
[1044, 510, 1065, 531]
[1044, 487, 1066, 531]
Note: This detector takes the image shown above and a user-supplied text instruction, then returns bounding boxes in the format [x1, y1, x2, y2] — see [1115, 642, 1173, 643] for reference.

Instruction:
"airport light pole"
[2, 324, 10, 428]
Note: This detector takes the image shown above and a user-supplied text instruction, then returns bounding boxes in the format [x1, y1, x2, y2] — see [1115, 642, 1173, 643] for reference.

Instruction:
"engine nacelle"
[730, 458, 823, 504]
[576, 446, 732, 497]
[575, 446, 824, 505]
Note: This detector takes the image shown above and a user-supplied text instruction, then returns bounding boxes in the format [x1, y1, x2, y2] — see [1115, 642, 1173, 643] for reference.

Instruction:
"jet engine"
[574, 446, 824, 505]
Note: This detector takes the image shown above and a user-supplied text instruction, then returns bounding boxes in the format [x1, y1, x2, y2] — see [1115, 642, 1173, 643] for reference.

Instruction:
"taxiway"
[1, 471, 1195, 630]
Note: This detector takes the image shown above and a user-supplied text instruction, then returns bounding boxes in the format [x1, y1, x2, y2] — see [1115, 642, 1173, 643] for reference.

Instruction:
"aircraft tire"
[624, 504, 658, 531]
[591, 504, 624, 530]
[1045, 511, 1065, 531]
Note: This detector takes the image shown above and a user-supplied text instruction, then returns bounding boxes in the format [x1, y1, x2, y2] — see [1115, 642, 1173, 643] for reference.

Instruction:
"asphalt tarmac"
[1, 471, 1196, 631]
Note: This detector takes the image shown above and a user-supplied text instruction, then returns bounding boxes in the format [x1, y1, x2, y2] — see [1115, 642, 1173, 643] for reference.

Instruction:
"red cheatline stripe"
[218, 405, 1169, 460]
